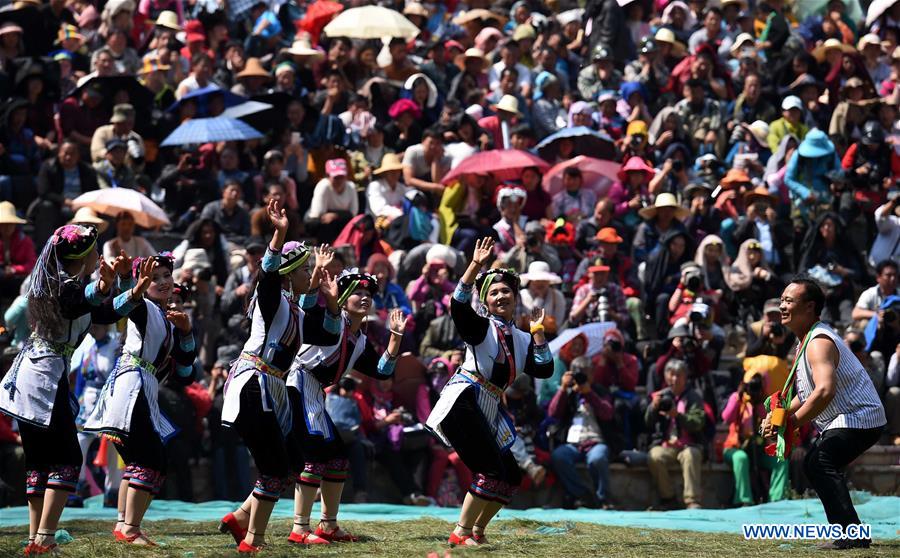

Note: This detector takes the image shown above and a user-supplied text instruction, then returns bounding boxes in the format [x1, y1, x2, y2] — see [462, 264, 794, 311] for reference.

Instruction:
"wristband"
[390, 329, 404, 336]
[530, 324, 545, 335]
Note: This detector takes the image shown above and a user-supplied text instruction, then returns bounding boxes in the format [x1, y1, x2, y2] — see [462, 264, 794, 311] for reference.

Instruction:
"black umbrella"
[12, 57, 61, 100]
[72, 75, 155, 113]
[0, 6, 41, 57]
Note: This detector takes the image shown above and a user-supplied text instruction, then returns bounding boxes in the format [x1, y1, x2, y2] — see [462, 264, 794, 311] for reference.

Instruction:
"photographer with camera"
[842, 121, 892, 194]
[570, 258, 627, 328]
[548, 356, 615, 509]
[746, 299, 796, 360]
[592, 328, 642, 450]
[852, 260, 898, 328]
[651, 323, 711, 393]
[500, 221, 562, 274]
[722, 372, 789, 506]
[645, 359, 706, 510]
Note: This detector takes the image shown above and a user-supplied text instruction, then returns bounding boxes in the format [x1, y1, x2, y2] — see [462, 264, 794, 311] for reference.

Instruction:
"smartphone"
[290, 132, 301, 145]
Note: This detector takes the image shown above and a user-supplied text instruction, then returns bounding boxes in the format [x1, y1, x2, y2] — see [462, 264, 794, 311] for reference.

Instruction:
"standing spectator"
[645, 359, 706, 510]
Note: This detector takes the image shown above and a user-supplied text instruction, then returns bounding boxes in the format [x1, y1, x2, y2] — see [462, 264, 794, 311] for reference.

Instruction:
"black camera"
[630, 135, 644, 148]
[573, 371, 588, 386]
[607, 339, 623, 352]
[770, 323, 784, 338]
[683, 266, 703, 292]
[658, 388, 675, 413]
[681, 336, 698, 352]
[884, 308, 898, 323]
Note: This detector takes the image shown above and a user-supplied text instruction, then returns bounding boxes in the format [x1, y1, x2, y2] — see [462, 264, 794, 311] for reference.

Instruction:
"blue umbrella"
[535, 126, 617, 162]
[166, 85, 248, 116]
[161, 117, 264, 146]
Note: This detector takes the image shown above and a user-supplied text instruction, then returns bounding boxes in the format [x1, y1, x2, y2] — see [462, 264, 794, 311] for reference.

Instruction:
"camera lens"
[573, 371, 588, 385]
[609, 340, 623, 352]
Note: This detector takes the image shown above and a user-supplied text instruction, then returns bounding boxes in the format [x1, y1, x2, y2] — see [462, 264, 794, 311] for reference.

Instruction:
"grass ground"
[0, 519, 898, 557]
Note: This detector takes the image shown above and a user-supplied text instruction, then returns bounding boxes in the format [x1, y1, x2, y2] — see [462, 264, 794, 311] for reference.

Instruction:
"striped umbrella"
[161, 117, 264, 147]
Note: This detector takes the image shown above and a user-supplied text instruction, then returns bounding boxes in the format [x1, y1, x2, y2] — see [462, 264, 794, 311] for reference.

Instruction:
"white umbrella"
[73, 188, 170, 229]
[548, 322, 615, 359]
[866, 0, 899, 27]
[323, 6, 420, 39]
[221, 100, 273, 119]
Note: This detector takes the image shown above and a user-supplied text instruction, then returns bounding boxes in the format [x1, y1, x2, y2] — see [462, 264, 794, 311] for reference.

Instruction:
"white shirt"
[488, 61, 531, 94]
[308, 178, 359, 219]
[869, 203, 900, 267]
[366, 179, 408, 218]
[855, 285, 895, 312]
[103, 236, 157, 261]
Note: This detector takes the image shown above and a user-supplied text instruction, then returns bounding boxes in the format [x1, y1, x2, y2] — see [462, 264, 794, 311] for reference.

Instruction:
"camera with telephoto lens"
[657, 388, 675, 413]
[594, 288, 610, 322]
[630, 135, 644, 149]
[607, 338, 623, 352]
[683, 266, 703, 292]
[770, 323, 784, 338]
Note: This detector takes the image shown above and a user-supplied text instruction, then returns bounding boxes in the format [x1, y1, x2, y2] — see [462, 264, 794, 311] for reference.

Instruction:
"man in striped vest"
[764, 277, 886, 549]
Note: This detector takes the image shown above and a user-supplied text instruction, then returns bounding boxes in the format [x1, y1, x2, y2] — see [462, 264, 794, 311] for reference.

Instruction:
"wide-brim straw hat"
[284, 38, 325, 59]
[374, 153, 404, 175]
[236, 58, 271, 80]
[0, 201, 26, 225]
[638, 192, 690, 220]
[155, 10, 182, 32]
[493, 94, 522, 117]
[743, 185, 779, 207]
[812, 38, 856, 63]
[521, 260, 562, 285]
[69, 207, 109, 234]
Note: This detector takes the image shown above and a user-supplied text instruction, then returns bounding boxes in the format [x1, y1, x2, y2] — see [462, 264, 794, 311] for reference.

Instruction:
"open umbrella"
[73, 188, 170, 229]
[166, 85, 247, 116]
[535, 126, 617, 162]
[441, 149, 550, 185]
[299, 0, 344, 45]
[223, 99, 280, 132]
[323, 5, 420, 39]
[72, 75, 154, 113]
[548, 322, 615, 359]
[866, 0, 898, 26]
[161, 116, 264, 146]
[542, 155, 621, 196]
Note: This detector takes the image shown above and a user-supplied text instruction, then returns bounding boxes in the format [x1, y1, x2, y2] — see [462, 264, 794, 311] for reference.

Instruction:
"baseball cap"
[763, 299, 781, 315]
[587, 257, 610, 273]
[781, 95, 803, 111]
[105, 138, 127, 151]
[325, 159, 348, 178]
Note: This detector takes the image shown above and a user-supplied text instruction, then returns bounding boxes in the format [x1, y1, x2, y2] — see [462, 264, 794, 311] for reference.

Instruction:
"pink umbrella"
[441, 149, 550, 185]
[542, 155, 621, 196]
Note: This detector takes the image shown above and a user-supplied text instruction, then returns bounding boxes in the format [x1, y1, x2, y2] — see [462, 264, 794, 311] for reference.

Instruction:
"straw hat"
[857, 33, 882, 52]
[155, 10, 182, 32]
[236, 58, 271, 80]
[0, 201, 26, 225]
[403, 2, 429, 18]
[812, 38, 856, 62]
[0, 22, 23, 37]
[653, 28, 686, 57]
[493, 94, 522, 117]
[284, 38, 325, 59]
[69, 207, 109, 234]
[741, 120, 770, 147]
[743, 185, 778, 207]
[520, 261, 561, 285]
[463, 47, 487, 66]
[638, 193, 690, 220]
[730, 32, 755, 56]
[374, 153, 404, 175]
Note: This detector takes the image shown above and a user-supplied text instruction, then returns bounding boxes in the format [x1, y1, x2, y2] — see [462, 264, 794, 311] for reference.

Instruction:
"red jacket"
[0, 230, 36, 276]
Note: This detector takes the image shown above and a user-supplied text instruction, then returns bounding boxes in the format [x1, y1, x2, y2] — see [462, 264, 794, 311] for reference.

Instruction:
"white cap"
[781, 95, 803, 111]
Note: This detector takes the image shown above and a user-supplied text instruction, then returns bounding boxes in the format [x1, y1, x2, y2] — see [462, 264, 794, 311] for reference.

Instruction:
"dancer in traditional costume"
[0, 225, 131, 555]
[287, 270, 408, 544]
[426, 237, 553, 546]
[83, 253, 196, 545]
[217, 200, 342, 553]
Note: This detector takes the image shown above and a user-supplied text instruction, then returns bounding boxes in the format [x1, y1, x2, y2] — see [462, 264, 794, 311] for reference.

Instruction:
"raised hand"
[388, 309, 408, 333]
[267, 198, 289, 233]
[529, 308, 545, 329]
[165, 309, 192, 334]
[314, 244, 335, 269]
[472, 237, 494, 267]
[133, 258, 158, 298]
[113, 250, 133, 277]
[320, 270, 340, 314]
[97, 258, 116, 295]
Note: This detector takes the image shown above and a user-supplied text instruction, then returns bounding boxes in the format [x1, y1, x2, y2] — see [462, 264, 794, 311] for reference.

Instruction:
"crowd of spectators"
[0, 0, 899, 511]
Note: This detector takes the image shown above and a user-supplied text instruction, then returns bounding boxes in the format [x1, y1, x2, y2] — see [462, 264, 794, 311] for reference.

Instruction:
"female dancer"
[426, 237, 553, 546]
[0, 225, 131, 554]
[287, 269, 408, 544]
[84, 253, 197, 545]
[218, 200, 342, 553]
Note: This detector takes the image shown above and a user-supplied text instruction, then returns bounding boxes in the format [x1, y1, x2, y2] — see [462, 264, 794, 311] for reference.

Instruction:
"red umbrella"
[542, 155, 621, 196]
[441, 149, 550, 185]
[298, 0, 344, 46]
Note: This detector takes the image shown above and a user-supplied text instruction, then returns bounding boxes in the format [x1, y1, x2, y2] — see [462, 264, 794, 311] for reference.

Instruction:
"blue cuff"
[261, 248, 281, 273]
[113, 290, 141, 316]
[298, 290, 318, 310]
[84, 281, 105, 306]
[117, 274, 135, 293]
[176, 364, 193, 378]
[377, 352, 398, 378]
[323, 311, 342, 335]
[534, 343, 552, 365]
[179, 334, 195, 353]
[453, 281, 473, 303]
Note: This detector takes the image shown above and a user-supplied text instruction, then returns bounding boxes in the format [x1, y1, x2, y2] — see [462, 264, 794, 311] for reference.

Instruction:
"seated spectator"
[201, 181, 251, 240]
[570, 258, 627, 329]
[31, 139, 99, 246]
[633, 192, 687, 264]
[366, 154, 409, 219]
[645, 359, 705, 510]
[551, 167, 597, 224]
[591, 328, 642, 450]
[745, 299, 796, 360]
[176, 52, 217, 99]
[173, 218, 231, 293]
[478, 94, 523, 151]
[250, 183, 301, 240]
[89, 103, 144, 170]
[518, 261, 566, 336]
[767, 95, 809, 153]
[306, 159, 357, 244]
[501, 221, 562, 273]
[727, 239, 780, 324]
[852, 260, 899, 328]
[733, 186, 790, 272]
[532, 71, 565, 139]
[252, 150, 299, 212]
[367, 254, 412, 316]
[549, 356, 614, 509]
[722, 372, 789, 506]
[643, 230, 694, 330]
[784, 130, 840, 225]
[155, 149, 218, 222]
[102, 211, 156, 261]
[94, 138, 136, 190]
[0, 202, 35, 294]
[493, 185, 528, 255]
[402, 128, 451, 197]
[216, 146, 252, 201]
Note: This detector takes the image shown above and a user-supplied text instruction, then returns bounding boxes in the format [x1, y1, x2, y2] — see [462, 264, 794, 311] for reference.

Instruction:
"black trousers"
[115, 392, 166, 473]
[18, 375, 82, 471]
[803, 426, 883, 529]
[233, 379, 299, 479]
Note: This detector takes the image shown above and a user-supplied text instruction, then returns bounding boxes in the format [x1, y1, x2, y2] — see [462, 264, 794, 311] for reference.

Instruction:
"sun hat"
[741, 120, 770, 147]
[617, 156, 656, 182]
[512, 24, 536, 41]
[587, 256, 610, 273]
[155, 10, 181, 32]
[720, 168, 752, 188]
[426, 244, 457, 268]
[857, 33, 882, 52]
[109, 103, 134, 124]
[493, 94, 522, 117]
[274, 61, 295, 77]
[743, 185, 778, 207]
[797, 129, 835, 158]
[388, 98, 422, 120]
[69, 207, 109, 234]
[781, 95, 803, 111]
[403, 2, 429, 18]
[729, 33, 755, 56]
[373, 153, 404, 175]
[0, 201, 26, 225]
[638, 192, 690, 220]
[236, 57, 271, 80]
[812, 38, 855, 62]
[595, 227, 623, 244]
[520, 260, 561, 285]
[284, 38, 325, 59]
[325, 159, 348, 178]
[653, 27, 686, 56]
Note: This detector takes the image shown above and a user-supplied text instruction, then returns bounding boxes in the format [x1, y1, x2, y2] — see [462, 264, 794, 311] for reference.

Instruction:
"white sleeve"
[887, 351, 900, 388]
[366, 181, 388, 216]
[307, 180, 328, 219]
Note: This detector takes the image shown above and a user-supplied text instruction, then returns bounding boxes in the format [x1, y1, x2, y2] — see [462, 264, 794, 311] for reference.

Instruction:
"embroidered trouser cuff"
[253, 474, 287, 502]
[27, 464, 81, 495]
[298, 458, 349, 487]
[124, 465, 165, 495]
[469, 473, 516, 505]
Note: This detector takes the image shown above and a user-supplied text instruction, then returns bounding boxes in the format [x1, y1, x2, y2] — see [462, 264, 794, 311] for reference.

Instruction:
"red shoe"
[218, 513, 248, 545]
[288, 530, 330, 545]
[23, 542, 57, 555]
[314, 525, 358, 542]
[237, 540, 264, 553]
[123, 531, 157, 546]
[472, 533, 488, 545]
[113, 529, 126, 542]
[448, 532, 477, 546]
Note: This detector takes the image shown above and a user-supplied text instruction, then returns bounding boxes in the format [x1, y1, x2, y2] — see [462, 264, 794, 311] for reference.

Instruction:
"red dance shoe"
[237, 540, 264, 553]
[448, 532, 478, 546]
[472, 533, 489, 545]
[218, 512, 248, 545]
[24, 542, 58, 555]
[113, 529, 126, 542]
[288, 530, 330, 544]
[123, 531, 157, 546]
[315, 525, 358, 542]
